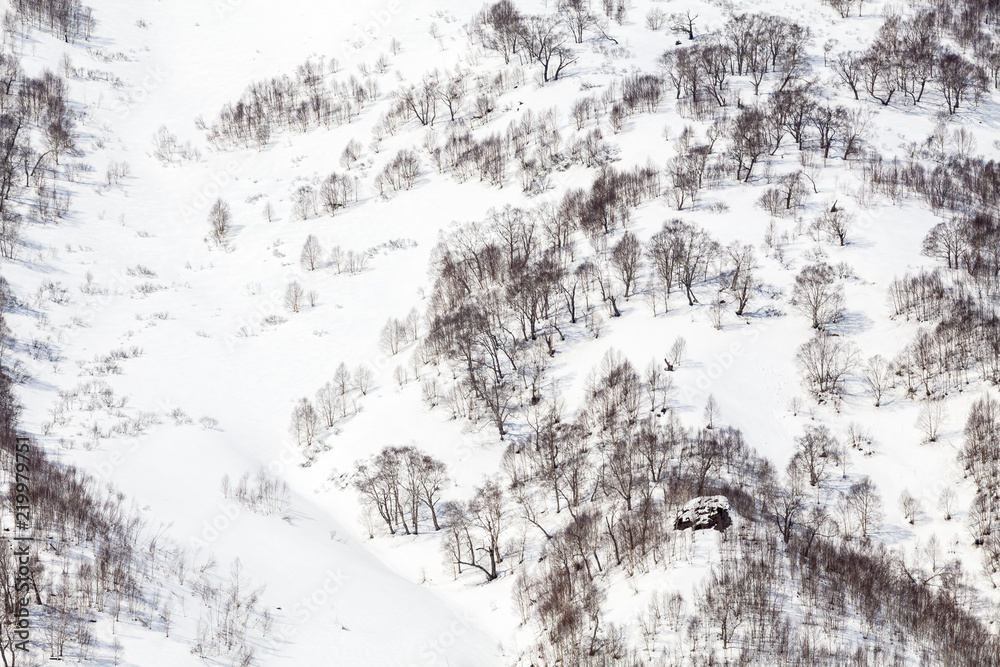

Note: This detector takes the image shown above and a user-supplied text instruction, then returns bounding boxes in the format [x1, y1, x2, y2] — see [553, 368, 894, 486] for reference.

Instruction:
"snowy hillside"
[2, 0, 1000, 665]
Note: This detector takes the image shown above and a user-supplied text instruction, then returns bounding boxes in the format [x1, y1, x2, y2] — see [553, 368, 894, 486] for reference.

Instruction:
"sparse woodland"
[4, 0, 1000, 664]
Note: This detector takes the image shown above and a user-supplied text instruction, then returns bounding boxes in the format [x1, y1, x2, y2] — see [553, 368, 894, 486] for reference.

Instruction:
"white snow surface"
[2, 0, 999, 664]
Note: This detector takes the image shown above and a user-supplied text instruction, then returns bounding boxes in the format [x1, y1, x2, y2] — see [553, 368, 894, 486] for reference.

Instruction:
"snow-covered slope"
[3, 0, 1000, 664]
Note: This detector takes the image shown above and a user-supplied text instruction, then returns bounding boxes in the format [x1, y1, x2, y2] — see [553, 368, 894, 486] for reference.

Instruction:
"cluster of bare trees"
[353, 445, 449, 536]
[421, 195, 764, 435]
[220, 469, 290, 516]
[327, 245, 369, 276]
[657, 13, 812, 112]
[782, 520, 993, 666]
[791, 262, 844, 330]
[514, 512, 608, 662]
[392, 67, 471, 126]
[888, 269, 950, 323]
[441, 477, 510, 582]
[7, 0, 95, 42]
[290, 362, 375, 456]
[874, 217, 1000, 402]
[796, 333, 857, 401]
[373, 148, 419, 194]
[861, 150, 1000, 221]
[440, 346, 750, 581]
[0, 453, 150, 663]
[0, 278, 13, 377]
[644, 219, 729, 311]
[857, 132, 1000, 410]
[472, 1, 581, 83]
[0, 369, 271, 665]
[424, 107, 581, 193]
[960, 393, 1000, 495]
[489, 346, 998, 664]
[728, 94, 871, 169]
[958, 393, 1000, 580]
[831, 9, 988, 114]
[206, 56, 379, 149]
[923, 210, 1000, 294]
[665, 124, 720, 210]
[389, 116, 1000, 656]
[375, 62, 523, 139]
[192, 560, 269, 667]
[433, 351, 752, 659]
[559, 164, 659, 239]
[289, 171, 361, 220]
[1, 48, 76, 258]
[318, 171, 359, 215]
[0, 22, 283, 661]
[522, 503, 991, 665]
[379, 309, 419, 356]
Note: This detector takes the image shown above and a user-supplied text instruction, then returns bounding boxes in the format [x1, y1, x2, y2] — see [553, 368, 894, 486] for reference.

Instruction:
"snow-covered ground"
[3, 0, 1000, 664]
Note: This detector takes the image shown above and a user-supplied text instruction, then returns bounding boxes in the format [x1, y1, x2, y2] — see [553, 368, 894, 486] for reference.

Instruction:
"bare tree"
[727, 107, 771, 182]
[832, 51, 864, 100]
[899, 489, 921, 525]
[476, 0, 524, 64]
[380, 317, 407, 355]
[862, 354, 891, 407]
[610, 231, 642, 299]
[796, 333, 858, 398]
[399, 76, 439, 126]
[300, 234, 322, 271]
[645, 8, 666, 31]
[289, 398, 319, 449]
[816, 206, 853, 246]
[315, 382, 339, 427]
[669, 11, 698, 40]
[860, 41, 898, 106]
[961, 393, 1000, 492]
[704, 394, 720, 429]
[937, 51, 981, 115]
[810, 103, 847, 159]
[726, 243, 758, 316]
[521, 15, 578, 82]
[646, 222, 681, 312]
[791, 263, 843, 329]
[443, 477, 507, 581]
[319, 173, 356, 216]
[845, 477, 883, 539]
[667, 337, 686, 371]
[939, 488, 956, 521]
[333, 362, 353, 395]
[354, 450, 404, 535]
[284, 281, 304, 313]
[340, 138, 362, 169]
[916, 399, 946, 443]
[415, 452, 449, 531]
[793, 424, 838, 487]
[468, 366, 516, 439]
[560, 0, 598, 43]
[354, 364, 374, 395]
[208, 198, 233, 246]
[967, 493, 993, 546]
[673, 221, 719, 306]
[292, 185, 318, 219]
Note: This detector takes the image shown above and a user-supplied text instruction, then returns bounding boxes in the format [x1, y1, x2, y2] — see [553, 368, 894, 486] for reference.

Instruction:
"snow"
[3, 0, 999, 663]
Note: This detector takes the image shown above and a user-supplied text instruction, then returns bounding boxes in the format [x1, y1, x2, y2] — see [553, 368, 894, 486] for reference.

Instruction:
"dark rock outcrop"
[674, 495, 732, 532]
